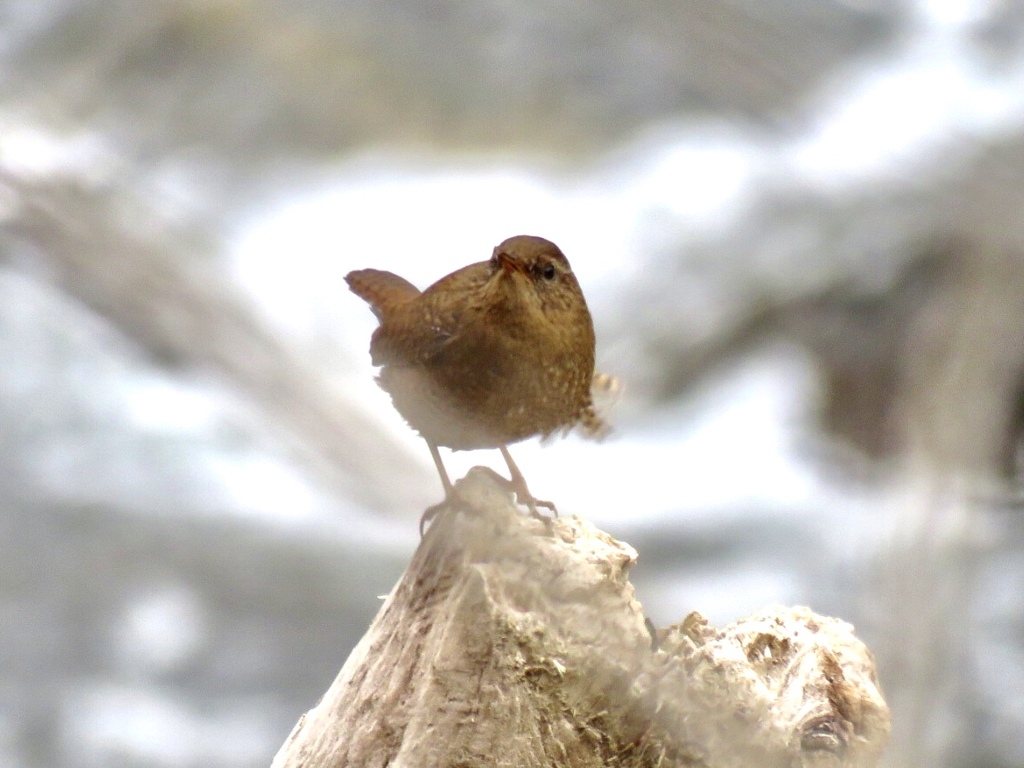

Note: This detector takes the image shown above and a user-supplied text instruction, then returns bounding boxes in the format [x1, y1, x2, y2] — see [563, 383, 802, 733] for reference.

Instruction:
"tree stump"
[271, 469, 890, 767]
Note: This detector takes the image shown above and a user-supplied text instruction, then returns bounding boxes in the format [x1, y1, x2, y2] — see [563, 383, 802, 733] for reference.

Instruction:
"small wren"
[346, 234, 605, 530]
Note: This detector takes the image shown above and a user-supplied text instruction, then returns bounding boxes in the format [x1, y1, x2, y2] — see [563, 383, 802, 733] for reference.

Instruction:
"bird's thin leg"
[420, 441, 454, 536]
[499, 445, 557, 519]
[428, 441, 454, 496]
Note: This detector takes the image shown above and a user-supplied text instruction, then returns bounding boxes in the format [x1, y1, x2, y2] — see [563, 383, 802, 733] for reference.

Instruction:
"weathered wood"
[272, 469, 890, 767]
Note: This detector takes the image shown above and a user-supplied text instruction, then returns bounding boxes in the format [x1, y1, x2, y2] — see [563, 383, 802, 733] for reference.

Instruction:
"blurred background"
[1, 0, 1023, 766]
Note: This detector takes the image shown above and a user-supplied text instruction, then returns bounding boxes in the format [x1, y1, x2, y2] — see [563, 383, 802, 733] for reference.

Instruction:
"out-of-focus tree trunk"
[878, 239, 1024, 768]
[3, 173, 432, 513]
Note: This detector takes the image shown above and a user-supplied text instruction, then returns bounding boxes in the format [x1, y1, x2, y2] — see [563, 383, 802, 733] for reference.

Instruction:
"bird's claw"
[419, 466, 558, 537]
[511, 483, 558, 522]
[419, 501, 446, 538]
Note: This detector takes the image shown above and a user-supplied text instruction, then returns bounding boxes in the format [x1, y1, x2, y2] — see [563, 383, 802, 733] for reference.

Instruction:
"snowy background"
[1, 1, 1023, 766]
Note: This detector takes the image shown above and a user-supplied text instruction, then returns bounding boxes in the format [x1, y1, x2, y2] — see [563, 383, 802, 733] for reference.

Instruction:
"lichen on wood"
[271, 468, 890, 768]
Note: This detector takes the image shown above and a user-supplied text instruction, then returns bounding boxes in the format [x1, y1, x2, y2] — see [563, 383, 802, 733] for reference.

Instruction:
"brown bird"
[346, 234, 605, 530]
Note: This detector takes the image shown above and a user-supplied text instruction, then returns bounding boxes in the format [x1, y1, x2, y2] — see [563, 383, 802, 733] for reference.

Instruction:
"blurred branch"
[273, 469, 891, 768]
[1, 171, 431, 513]
[5, 1, 894, 164]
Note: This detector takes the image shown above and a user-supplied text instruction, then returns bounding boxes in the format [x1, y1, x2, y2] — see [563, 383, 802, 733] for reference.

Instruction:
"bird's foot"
[509, 478, 557, 522]
[419, 488, 482, 536]
[495, 445, 557, 522]
[473, 467, 557, 522]
[419, 467, 558, 536]
[420, 470, 509, 536]
[522, 495, 557, 522]
[419, 500, 447, 537]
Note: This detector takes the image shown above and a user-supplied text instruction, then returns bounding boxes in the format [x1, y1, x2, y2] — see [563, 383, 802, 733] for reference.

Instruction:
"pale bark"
[272, 468, 890, 768]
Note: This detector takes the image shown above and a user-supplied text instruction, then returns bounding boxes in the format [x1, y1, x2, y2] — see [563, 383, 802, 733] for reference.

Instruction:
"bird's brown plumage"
[346, 234, 602, 522]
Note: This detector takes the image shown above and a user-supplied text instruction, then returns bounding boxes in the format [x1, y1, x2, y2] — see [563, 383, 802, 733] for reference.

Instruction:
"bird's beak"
[495, 250, 526, 275]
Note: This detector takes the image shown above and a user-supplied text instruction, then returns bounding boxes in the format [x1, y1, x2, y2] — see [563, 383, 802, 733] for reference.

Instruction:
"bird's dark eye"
[541, 263, 556, 280]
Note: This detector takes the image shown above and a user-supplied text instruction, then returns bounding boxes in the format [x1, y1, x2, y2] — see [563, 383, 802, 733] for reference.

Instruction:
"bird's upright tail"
[345, 269, 422, 320]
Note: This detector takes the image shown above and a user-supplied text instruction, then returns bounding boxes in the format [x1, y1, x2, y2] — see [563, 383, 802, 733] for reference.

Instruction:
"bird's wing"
[369, 289, 465, 366]
[349, 262, 491, 367]
[370, 262, 494, 366]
